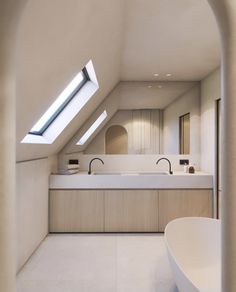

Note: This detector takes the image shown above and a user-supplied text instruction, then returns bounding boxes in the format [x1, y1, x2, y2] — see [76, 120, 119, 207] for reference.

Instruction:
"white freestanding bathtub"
[165, 217, 221, 292]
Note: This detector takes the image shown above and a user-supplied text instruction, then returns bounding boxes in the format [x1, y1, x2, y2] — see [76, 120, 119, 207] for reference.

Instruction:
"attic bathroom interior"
[2, 0, 236, 292]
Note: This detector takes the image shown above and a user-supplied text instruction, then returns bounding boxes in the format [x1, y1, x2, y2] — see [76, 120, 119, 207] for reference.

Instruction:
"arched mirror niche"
[105, 125, 128, 154]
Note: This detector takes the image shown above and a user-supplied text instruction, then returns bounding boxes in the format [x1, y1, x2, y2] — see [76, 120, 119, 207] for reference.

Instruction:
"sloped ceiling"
[16, 0, 220, 161]
[118, 81, 198, 109]
[121, 0, 220, 81]
[16, 0, 125, 161]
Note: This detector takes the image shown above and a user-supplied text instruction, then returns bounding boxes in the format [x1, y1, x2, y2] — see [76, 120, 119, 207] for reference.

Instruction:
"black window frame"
[29, 67, 90, 136]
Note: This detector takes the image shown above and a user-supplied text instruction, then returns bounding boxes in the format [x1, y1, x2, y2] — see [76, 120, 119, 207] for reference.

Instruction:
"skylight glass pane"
[77, 110, 108, 145]
[29, 69, 88, 135]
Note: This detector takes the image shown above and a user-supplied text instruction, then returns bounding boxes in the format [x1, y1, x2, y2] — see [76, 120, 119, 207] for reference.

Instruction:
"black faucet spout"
[88, 158, 104, 175]
[156, 158, 173, 175]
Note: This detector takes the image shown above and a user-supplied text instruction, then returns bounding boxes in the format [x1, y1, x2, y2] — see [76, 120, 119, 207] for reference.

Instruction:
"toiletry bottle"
[188, 166, 195, 174]
[184, 163, 189, 173]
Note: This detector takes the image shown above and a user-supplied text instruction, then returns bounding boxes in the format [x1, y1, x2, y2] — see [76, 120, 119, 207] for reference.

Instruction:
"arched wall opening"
[105, 125, 128, 154]
[207, 1, 236, 290]
[0, 1, 234, 291]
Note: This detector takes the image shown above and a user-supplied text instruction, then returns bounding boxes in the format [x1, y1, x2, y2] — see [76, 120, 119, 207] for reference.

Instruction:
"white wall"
[61, 154, 200, 173]
[16, 156, 57, 272]
[200, 68, 220, 174]
[163, 85, 200, 155]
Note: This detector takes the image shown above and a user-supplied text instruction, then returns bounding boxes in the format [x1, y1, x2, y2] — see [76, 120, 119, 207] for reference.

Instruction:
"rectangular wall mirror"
[65, 83, 201, 156]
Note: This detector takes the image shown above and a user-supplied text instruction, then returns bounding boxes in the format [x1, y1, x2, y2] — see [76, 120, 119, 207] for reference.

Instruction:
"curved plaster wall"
[0, 1, 233, 292]
[207, 1, 236, 291]
[0, 1, 28, 291]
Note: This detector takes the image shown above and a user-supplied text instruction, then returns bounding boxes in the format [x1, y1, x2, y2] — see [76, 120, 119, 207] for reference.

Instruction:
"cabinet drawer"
[49, 190, 104, 232]
[104, 190, 159, 232]
[158, 189, 213, 232]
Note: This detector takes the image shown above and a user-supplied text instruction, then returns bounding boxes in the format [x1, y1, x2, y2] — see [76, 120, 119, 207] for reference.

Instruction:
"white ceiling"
[16, 0, 220, 161]
[118, 81, 197, 109]
[121, 0, 220, 81]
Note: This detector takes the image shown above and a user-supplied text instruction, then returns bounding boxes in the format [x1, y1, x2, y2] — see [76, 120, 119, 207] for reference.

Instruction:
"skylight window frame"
[77, 110, 108, 145]
[29, 68, 90, 136]
[21, 60, 99, 144]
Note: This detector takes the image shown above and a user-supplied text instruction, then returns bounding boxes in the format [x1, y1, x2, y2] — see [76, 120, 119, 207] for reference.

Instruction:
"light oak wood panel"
[104, 190, 159, 232]
[49, 190, 104, 232]
[158, 189, 213, 231]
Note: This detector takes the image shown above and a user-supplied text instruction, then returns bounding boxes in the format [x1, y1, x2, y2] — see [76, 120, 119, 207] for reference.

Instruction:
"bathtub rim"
[164, 216, 220, 292]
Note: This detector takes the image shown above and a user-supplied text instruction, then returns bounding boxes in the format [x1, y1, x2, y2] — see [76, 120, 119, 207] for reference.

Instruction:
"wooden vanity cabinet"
[158, 189, 213, 231]
[49, 189, 213, 232]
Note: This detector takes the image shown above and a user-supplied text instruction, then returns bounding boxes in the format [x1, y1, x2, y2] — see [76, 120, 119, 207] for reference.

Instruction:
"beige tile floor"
[17, 234, 178, 292]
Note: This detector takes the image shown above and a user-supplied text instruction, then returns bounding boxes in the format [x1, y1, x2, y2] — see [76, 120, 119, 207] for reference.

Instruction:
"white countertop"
[49, 171, 213, 189]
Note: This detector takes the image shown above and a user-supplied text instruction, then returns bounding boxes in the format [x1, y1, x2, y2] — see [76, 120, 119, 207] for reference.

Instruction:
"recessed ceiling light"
[154, 73, 159, 77]
[166, 73, 172, 77]
[148, 85, 152, 88]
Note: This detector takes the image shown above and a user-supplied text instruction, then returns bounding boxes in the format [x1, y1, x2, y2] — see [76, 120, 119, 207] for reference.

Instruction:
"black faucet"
[88, 158, 104, 175]
[156, 158, 173, 175]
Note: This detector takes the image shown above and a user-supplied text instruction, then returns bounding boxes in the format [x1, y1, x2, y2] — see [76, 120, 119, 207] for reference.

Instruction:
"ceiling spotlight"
[154, 73, 159, 77]
[148, 85, 152, 88]
[166, 73, 172, 77]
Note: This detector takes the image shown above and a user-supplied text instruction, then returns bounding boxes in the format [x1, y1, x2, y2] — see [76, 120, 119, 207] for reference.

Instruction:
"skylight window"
[29, 69, 88, 136]
[77, 110, 108, 145]
[21, 60, 99, 144]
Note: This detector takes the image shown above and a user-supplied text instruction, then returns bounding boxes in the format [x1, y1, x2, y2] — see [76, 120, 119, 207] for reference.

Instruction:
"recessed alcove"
[105, 125, 128, 154]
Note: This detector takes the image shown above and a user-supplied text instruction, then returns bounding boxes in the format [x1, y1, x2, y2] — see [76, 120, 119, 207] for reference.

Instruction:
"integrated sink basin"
[138, 172, 169, 175]
[92, 171, 169, 176]
[92, 172, 124, 175]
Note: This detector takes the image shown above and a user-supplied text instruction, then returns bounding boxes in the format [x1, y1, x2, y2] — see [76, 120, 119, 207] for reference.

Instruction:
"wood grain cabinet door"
[49, 190, 104, 232]
[158, 189, 213, 232]
[104, 190, 159, 232]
